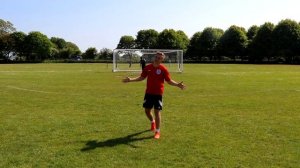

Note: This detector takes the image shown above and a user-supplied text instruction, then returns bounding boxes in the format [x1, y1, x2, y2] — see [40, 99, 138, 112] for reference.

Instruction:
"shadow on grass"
[81, 130, 152, 151]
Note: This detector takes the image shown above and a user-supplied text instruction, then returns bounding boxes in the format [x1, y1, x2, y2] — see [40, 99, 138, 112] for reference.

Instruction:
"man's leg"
[144, 108, 153, 121]
[145, 108, 156, 131]
[154, 109, 161, 130]
[154, 109, 161, 139]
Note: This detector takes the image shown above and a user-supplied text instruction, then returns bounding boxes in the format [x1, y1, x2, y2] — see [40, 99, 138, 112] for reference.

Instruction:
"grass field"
[0, 63, 299, 167]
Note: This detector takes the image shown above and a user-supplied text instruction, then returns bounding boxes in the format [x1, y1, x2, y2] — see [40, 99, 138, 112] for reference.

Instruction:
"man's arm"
[167, 80, 186, 90]
[122, 76, 145, 83]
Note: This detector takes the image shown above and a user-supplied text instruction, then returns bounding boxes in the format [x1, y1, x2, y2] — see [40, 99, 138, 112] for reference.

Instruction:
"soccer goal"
[112, 49, 183, 72]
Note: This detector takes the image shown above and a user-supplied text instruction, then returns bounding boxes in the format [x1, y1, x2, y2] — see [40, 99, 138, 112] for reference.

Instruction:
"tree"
[219, 25, 248, 61]
[249, 22, 274, 63]
[82, 47, 97, 59]
[246, 25, 259, 62]
[117, 35, 135, 49]
[135, 29, 158, 49]
[97, 48, 113, 60]
[9, 31, 27, 60]
[157, 29, 189, 51]
[186, 32, 202, 60]
[157, 29, 178, 49]
[176, 30, 190, 52]
[0, 19, 20, 61]
[50, 37, 67, 49]
[198, 27, 224, 61]
[247, 25, 259, 41]
[59, 42, 81, 59]
[24, 31, 53, 61]
[272, 19, 300, 63]
[50, 37, 80, 59]
[0, 34, 14, 60]
[0, 19, 16, 37]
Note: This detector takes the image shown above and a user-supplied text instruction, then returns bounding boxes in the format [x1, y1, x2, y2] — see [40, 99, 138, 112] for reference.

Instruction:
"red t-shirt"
[141, 64, 171, 95]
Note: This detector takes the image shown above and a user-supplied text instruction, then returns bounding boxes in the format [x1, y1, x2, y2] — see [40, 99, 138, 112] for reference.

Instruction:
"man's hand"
[177, 81, 186, 90]
[122, 77, 131, 83]
[167, 80, 186, 90]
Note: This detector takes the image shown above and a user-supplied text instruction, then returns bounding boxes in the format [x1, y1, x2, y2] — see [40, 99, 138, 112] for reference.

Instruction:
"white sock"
[156, 129, 160, 132]
[151, 120, 155, 123]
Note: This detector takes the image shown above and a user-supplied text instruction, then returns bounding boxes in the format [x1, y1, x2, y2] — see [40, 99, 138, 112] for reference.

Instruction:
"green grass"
[0, 63, 299, 167]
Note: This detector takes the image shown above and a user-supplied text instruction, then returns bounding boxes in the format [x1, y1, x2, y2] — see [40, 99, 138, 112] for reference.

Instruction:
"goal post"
[112, 49, 183, 72]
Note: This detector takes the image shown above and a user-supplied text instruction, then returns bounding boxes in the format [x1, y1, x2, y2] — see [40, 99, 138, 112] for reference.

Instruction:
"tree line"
[117, 19, 300, 64]
[0, 19, 112, 62]
[1, 18, 300, 64]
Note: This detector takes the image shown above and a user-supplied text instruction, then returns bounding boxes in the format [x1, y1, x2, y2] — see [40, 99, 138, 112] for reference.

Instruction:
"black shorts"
[143, 94, 163, 110]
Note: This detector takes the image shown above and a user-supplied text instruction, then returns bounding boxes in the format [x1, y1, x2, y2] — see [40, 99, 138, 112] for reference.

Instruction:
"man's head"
[154, 52, 165, 65]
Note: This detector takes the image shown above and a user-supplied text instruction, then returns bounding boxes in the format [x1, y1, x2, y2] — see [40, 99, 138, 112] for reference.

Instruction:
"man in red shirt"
[123, 52, 186, 139]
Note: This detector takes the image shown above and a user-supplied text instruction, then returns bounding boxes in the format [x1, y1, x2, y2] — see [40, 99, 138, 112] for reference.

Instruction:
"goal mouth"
[112, 49, 183, 73]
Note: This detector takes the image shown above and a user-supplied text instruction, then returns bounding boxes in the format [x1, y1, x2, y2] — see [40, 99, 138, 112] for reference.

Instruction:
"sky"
[1, 0, 300, 52]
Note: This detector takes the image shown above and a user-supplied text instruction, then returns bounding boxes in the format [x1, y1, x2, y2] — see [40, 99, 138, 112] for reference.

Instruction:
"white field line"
[0, 70, 92, 73]
[6, 85, 60, 94]
[6, 85, 80, 95]
[192, 89, 300, 98]
[0, 71, 56, 73]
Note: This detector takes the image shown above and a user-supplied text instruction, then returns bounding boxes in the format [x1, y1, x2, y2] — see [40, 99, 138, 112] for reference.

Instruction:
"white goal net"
[112, 49, 183, 72]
